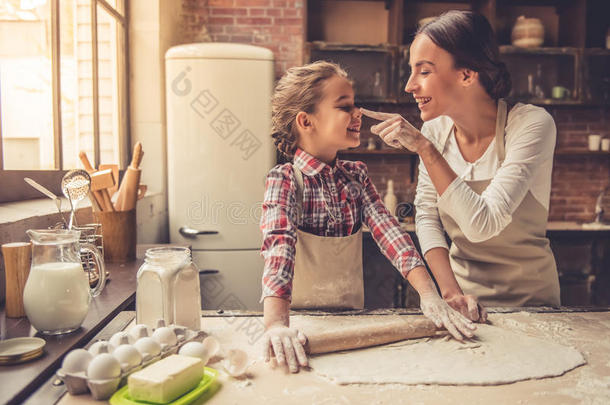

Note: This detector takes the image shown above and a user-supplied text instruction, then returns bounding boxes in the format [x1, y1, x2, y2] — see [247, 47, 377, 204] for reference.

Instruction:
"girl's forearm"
[405, 265, 438, 295]
[263, 296, 291, 329]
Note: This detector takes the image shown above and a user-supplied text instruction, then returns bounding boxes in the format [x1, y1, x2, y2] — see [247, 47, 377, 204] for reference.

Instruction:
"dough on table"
[307, 324, 586, 386]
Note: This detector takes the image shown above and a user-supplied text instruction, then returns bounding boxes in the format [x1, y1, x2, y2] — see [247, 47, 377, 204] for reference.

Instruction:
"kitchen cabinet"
[548, 228, 610, 306]
[307, 0, 609, 107]
[582, 49, 610, 104]
[362, 224, 610, 308]
[308, 43, 398, 102]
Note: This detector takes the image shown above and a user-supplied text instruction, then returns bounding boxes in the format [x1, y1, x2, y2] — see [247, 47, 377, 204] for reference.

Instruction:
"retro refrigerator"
[165, 43, 275, 310]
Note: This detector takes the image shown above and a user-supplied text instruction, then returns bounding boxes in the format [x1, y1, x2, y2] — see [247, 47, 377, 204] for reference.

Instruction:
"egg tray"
[56, 324, 206, 400]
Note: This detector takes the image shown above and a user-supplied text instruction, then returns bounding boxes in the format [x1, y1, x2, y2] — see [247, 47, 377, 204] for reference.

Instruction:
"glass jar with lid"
[136, 247, 201, 330]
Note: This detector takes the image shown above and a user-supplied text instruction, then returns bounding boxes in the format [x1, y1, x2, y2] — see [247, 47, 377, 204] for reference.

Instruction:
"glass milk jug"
[23, 229, 106, 335]
[136, 247, 201, 331]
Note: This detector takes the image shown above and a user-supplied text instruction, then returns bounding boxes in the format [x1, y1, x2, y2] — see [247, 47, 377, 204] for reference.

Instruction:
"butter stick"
[128, 354, 202, 404]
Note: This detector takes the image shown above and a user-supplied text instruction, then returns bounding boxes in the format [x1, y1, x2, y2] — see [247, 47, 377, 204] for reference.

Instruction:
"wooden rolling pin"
[115, 142, 144, 211]
[305, 317, 440, 355]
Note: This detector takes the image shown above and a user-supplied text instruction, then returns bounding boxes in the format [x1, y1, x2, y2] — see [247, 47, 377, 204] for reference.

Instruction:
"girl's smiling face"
[308, 75, 362, 153]
[405, 34, 464, 121]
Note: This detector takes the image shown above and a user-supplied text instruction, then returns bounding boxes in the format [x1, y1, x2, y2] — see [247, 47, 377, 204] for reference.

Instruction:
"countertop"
[0, 258, 140, 405]
[54, 308, 610, 405]
[364, 221, 610, 233]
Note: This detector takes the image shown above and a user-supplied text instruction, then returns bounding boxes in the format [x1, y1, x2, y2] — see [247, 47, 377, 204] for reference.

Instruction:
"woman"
[362, 10, 560, 321]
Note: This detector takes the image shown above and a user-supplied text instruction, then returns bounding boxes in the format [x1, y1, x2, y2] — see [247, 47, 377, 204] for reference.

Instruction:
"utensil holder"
[94, 210, 136, 262]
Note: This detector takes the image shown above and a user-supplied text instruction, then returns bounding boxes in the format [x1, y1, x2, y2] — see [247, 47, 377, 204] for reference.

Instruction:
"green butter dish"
[109, 367, 220, 405]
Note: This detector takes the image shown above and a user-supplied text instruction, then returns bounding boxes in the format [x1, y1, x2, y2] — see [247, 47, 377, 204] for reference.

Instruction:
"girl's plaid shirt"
[260, 148, 424, 302]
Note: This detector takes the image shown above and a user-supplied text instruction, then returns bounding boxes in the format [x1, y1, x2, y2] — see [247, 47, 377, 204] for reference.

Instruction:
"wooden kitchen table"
[0, 258, 139, 405]
[0, 245, 189, 405]
[54, 308, 610, 405]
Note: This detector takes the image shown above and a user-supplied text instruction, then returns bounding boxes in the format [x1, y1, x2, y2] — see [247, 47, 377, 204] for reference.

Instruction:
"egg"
[62, 349, 93, 374]
[88, 341, 115, 356]
[86, 353, 121, 380]
[112, 344, 142, 370]
[109, 331, 135, 347]
[152, 327, 177, 347]
[224, 349, 248, 377]
[134, 337, 162, 357]
[129, 324, 151, 340]
[178, 342, 209, 363]
[201, 336, 220, 359]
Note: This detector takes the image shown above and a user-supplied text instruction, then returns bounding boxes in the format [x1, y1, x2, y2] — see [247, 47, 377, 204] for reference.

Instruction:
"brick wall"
[181, 0, 305, 77]
[548, 107, 610, 222]
[178, 2, 609, 223]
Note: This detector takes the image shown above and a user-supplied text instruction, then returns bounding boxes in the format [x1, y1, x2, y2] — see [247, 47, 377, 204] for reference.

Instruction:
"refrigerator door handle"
[199, 269, 220, 275]
[179, 226, 219, 238]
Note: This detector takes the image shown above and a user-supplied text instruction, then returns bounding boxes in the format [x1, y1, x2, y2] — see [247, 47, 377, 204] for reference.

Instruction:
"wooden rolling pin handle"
[78, 151, 95, 172]
[101, 190, 115, 212]
[131, 142, 143, 169]
[79, 151, 106, 210]
[305, 318, 439, 355]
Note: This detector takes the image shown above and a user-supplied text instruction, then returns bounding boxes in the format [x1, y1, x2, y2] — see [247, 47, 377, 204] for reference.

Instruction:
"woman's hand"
[444, 293, 488, 323]
[361, 108, 428, 153]
[419, 290, 477, 341]
[406, 267, 476, 341]
[262, 324, 309, 373]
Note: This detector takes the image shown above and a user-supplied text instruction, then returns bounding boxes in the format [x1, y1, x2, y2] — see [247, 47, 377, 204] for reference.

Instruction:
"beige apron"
[437, 99, 560, 307]
[290, 165, 365, 309]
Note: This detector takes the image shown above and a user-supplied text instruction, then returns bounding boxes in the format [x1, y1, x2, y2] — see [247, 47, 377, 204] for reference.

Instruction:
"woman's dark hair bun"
[491, 61, 511, 99]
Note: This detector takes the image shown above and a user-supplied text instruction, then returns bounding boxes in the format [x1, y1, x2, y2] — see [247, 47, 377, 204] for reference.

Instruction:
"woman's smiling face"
[405, 34, 463, 121]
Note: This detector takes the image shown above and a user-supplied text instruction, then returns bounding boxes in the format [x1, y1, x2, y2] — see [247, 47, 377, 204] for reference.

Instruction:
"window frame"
[0, 0, 130, 203]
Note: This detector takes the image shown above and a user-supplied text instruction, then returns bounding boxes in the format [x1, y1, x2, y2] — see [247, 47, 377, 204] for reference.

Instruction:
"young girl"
[260, 61, 475, 373]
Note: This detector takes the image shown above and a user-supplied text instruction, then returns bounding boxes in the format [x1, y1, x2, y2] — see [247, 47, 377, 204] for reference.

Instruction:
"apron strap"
[292, 164, 304, 224]
[494, 98, 509, 163]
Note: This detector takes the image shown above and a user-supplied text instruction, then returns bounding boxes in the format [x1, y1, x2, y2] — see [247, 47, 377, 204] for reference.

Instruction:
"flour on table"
[309, 324, 585, 386]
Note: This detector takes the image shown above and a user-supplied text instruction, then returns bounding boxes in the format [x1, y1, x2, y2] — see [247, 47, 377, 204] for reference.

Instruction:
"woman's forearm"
[418, 141, 457, 197]
[263, 296, 291, 329]
[423, 247, 463, 299]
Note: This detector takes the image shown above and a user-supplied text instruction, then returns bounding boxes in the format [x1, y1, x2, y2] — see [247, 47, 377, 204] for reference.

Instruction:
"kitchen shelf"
[554, 148, 610, 156]
[506, 98, 584, 106]
[307, 42, 398, 102]
[499, 46, 581, 55]
[309, 40, 610, 107]
[339, 148, 609, 158]
[339, 148, 416, 157]
[307, 0, 609, 106]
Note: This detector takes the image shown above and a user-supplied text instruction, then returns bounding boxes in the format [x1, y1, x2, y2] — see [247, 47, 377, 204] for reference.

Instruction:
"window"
[0, 0, 129, 203]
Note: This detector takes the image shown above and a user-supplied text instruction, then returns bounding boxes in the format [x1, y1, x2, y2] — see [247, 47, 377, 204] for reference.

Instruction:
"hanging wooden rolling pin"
[115, 142, 144, 211]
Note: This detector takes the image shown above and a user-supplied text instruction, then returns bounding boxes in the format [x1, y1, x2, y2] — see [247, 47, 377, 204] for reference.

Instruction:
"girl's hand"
[444, 293, 488, 323]
[262, 324, 308, 373]
[361, 108, 427, 153]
